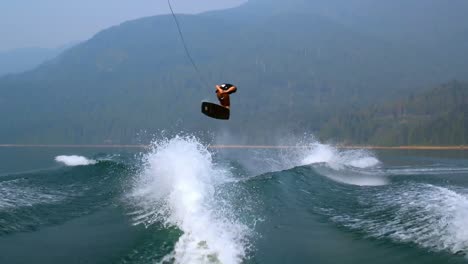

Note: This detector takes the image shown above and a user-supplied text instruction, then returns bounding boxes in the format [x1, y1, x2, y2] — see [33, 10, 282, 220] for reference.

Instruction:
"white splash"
[55, 155, 97, 166]
[130, 136, 248, 264]
[301, 144, 380, 169]
[298, 144, 385, 186]
[226, 140, 385, 186]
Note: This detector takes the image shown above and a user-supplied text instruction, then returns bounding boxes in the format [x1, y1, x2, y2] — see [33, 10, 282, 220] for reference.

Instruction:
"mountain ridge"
[1, 1, 468, 144]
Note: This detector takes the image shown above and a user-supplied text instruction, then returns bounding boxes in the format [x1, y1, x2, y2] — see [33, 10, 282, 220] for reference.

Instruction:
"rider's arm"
[224, 85, 237, 94]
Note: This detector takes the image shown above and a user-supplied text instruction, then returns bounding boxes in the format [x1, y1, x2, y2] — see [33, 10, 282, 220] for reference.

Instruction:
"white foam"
[130, 136, 248, 264]
[334, 184, 468, 254]
[347, 156, 380, 169]
[55, 155, 97, 166]
[321, 171, 388, 186]
[387, 167, 468, 176]
[229, 140, 385, 186]
[0, 179, 63, 210]
[301, 144, 380, 169]
[393, 185, 468, 254]
[296, 144, 386, 186]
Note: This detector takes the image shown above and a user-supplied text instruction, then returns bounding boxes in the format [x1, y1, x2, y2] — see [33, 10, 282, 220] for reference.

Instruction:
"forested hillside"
[320, 81, 468, 145]
[1, 0, 467, 145]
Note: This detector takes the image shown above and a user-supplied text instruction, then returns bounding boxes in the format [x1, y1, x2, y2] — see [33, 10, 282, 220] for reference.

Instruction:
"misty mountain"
[0, 43, 77, 77]
[308, 0, 468, 77]
[1, 0, 468, 144]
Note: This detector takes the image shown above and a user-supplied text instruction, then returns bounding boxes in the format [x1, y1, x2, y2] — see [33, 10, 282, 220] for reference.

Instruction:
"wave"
[329, 183, 468, 255]
[225, 140, 385, 186]
[0, 178, 65, 210]
[300, 144, 386, 186]
[0, 160, 128, 235]
[385, 166, 468, 176]
[129, 136, 250, 264]
[55, 155, 97, 166]
[300, 144, 380, 169]
[241, 144, 468, 257]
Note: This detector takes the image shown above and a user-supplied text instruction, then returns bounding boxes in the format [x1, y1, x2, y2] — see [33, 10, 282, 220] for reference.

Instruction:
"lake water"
[1, 137, 468, 263]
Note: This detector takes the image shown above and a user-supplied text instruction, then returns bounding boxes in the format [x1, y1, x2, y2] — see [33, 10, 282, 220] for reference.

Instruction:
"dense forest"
[320, 81, 468, 145]
[1, 0, 468, 145]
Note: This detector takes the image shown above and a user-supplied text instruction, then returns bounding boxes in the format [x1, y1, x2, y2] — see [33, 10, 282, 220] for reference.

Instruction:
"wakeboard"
[201, 102, 230, 120]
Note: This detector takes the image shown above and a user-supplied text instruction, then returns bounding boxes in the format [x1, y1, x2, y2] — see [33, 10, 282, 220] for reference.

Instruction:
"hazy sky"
[0, 0, 246, 52]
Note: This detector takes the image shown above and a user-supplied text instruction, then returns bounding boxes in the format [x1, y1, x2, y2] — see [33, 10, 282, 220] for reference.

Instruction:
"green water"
[1, 140, 467, 264]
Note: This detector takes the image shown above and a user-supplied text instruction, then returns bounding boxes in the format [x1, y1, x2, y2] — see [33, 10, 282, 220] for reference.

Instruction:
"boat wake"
[331, 183, 468, 255]
[129, 136, 250, 264]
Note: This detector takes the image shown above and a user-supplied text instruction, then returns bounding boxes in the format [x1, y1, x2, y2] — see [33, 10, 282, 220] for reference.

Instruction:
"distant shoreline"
[0, 144, 467, 150]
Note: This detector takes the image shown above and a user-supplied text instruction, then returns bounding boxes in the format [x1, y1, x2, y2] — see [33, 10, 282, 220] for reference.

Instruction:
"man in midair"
[215, 83, 237, 109]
